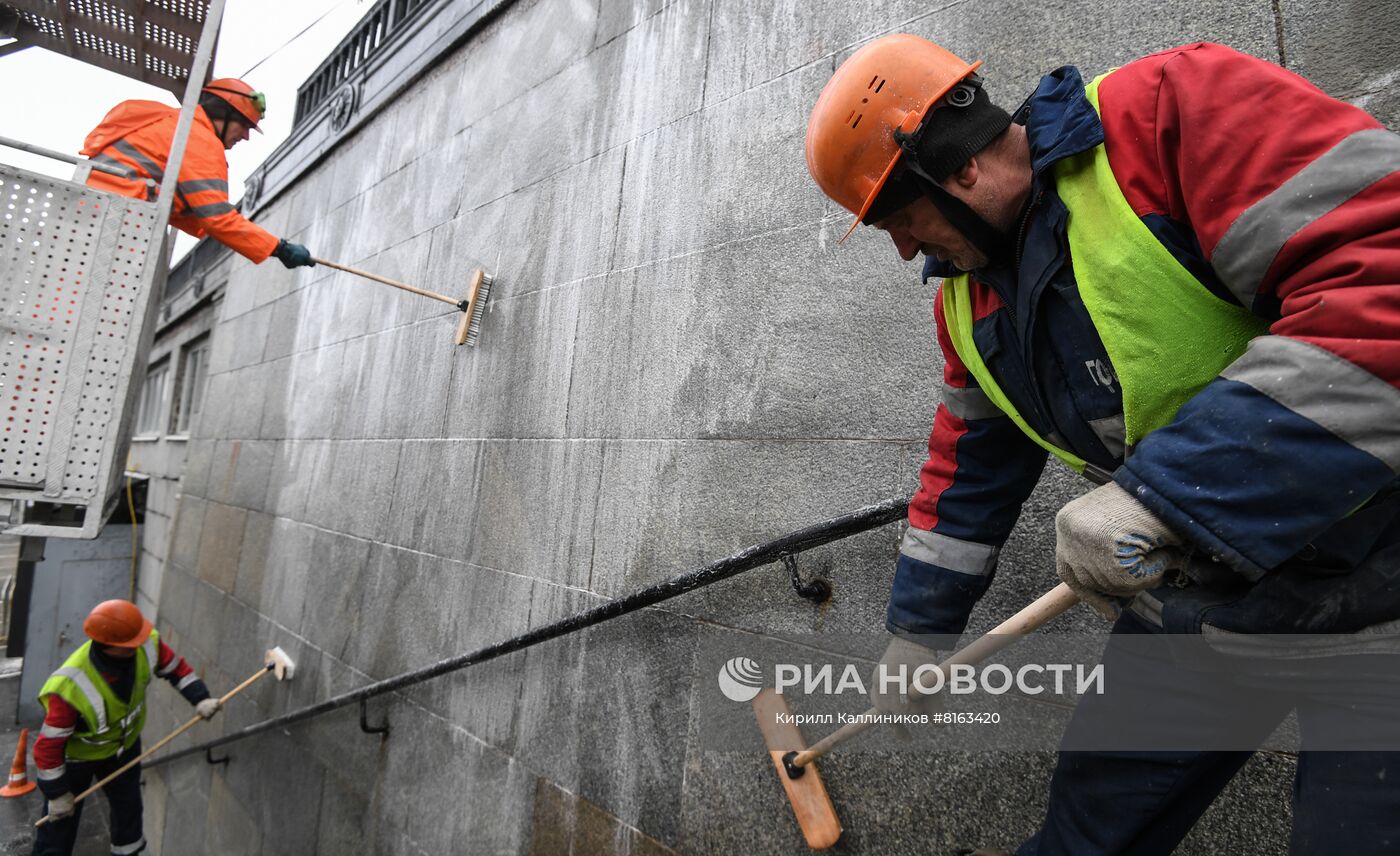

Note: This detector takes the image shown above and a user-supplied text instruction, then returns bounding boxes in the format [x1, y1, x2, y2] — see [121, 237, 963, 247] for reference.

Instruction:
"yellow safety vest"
[940, 71, 1269, 474]
[38, 631, 158, 761]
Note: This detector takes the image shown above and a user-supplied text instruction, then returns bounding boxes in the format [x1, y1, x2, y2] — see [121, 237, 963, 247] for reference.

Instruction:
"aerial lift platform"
[0, 0, 228, 539]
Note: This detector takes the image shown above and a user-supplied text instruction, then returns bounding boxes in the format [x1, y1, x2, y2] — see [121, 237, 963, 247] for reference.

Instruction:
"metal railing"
[291, 0, 434, 127]
[147, 496, 911, 767]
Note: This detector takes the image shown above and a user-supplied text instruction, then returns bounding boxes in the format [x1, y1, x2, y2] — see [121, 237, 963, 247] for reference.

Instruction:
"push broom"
[36, 647, 296, 828]
[313, 257, 494, 346]
[754, 583, 1081, 849]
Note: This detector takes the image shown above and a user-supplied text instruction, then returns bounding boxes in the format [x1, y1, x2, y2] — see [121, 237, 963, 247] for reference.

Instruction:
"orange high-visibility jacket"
[81, 100, 279, 263]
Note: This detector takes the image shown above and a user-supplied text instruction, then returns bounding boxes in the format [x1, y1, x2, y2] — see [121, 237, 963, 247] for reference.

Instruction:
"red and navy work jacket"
[33, 640, 209, 798]
[81, 101, 280, 263]
[892, 43, 1400, 637]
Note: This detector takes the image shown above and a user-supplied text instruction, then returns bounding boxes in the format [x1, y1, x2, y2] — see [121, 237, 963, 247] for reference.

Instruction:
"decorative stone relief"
[329, 81, 361, 132]
[242, 169, 264, 212]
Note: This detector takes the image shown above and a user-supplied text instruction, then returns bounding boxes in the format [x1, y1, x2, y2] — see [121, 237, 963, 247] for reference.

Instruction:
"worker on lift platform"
[81, 77, 316, 270]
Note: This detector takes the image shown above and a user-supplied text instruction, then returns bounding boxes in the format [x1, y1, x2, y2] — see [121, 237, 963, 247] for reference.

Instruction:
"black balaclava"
[199, 92, 238, 127]
[89, 644, 137, 702]
[863, 77, 1015, 265]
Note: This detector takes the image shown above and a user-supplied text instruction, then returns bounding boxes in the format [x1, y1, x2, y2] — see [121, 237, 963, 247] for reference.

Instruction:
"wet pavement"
[1, 663, 112, 856]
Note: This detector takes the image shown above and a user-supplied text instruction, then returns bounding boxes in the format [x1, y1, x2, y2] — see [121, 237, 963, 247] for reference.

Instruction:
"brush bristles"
[461, 272, 494, 347]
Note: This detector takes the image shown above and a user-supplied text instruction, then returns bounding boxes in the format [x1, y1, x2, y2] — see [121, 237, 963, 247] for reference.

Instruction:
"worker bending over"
[82, 77, 315, 270]
[33, 600, 221, 856]
[806, 37, 1400, 853]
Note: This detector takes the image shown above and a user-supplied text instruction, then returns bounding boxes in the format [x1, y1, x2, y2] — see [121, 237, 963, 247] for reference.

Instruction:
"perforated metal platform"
[1, 164, 165, 537]
[5, 0, 209, 94]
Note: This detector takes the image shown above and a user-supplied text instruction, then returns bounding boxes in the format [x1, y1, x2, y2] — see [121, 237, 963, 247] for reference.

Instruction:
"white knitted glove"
[195, 698, 222, 720]
[1055, 481, 1186, 620]
[869, 636, 946, 716]
[47, 792, 76, 821]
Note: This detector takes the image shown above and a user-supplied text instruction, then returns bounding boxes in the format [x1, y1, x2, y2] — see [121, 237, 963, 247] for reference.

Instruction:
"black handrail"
[146, 495, 910, 768]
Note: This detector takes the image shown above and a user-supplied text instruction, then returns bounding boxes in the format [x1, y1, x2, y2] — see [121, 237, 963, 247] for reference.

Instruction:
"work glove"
[272, 238, 316, 269]
[869, 636, 946, 716]
[195, 698, 222, 720]
[47, 792, 76, 821]
[1055, 481, 1186, 620]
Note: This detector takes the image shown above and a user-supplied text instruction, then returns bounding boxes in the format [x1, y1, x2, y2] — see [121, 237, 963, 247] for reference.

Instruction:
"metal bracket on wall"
[359, 698, 389, 738]
[781, 553, 832, 604]
[204, 748, 229, 767]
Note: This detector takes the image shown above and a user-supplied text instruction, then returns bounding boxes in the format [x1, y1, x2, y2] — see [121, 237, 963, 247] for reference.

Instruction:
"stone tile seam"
[1270, 0, 1288, 67]
[189, 498, 606, 603]
[696, 0, 717, 108]
[192, 495, 936, 673]
[238, 87, 832, 324]
[206, 310, 460, 379]
[493, 212, 835, 303]
[602, 145, 630, 275]
[367, 670, 685, 853]
[363, 436, 409, 544]
[527, 780, 684, 856]
[171, 589, 538, 779]
[374, 685, 682, 855]
[327, 0, 798, 224]
[216, 307, 455, 369]
[235, 3, 959, 308]
[591, 0, 685, 52]
[443, 89, 726, 228]
[443, 44, 833, 222]
[223, 227, 444, 324]
[885, 0, 978, 46]
[584, 442, 609, 592]
[182, 501, 923, 680]
[163, 562, 317, 658]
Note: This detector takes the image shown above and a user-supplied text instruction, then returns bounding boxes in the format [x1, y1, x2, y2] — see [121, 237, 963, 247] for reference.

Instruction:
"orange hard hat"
[202, 77, 266, 131]
[805, 35, 981, 240]
[83, 600, 153, 648]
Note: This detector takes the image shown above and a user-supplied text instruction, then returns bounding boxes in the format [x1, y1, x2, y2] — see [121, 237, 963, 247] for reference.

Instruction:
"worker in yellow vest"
[806, 35, 1400, 854]
[33, 600, 220, 856]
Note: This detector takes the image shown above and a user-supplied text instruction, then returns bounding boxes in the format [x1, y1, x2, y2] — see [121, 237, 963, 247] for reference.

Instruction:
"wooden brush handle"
[792, 583, 1081, 767]
[36, 665, 276, 827]
[313, 257, 461, 307]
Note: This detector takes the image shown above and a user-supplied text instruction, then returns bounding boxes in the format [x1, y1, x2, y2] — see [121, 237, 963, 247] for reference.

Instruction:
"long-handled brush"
[755, 583, 1080, 849]
[313, 257, 494, 346]
[36, 647, 297, 828]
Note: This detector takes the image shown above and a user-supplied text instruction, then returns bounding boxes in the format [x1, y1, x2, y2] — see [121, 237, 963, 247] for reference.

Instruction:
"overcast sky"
[1, 0, 375, 257]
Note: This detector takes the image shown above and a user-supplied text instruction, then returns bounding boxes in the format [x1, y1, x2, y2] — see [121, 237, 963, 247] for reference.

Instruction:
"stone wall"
[141, 0, 1400, 853]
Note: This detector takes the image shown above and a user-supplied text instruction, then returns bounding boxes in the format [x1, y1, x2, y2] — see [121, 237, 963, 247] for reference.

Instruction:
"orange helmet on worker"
[805, 34, 1016, 269]
[83, 599, 154, 649]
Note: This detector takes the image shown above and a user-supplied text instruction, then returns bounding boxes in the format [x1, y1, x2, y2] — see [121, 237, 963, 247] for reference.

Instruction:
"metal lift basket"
[0, 0, 227, 538]
[1, 166, 166, 537]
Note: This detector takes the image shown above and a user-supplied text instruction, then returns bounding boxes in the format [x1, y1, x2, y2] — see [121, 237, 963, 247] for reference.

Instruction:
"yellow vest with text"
[940, 71, 1269, 473]
[38, 631, 158, 761]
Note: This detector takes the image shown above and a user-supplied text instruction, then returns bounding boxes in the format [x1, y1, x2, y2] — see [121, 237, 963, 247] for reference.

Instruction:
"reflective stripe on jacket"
[889, 43, 1400, 637]
[38, 632, 158, 761]
[81, 101, 279, 262]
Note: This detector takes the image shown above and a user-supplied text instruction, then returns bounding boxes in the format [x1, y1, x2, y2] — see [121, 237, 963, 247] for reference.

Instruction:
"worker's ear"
[945, 157, 979, 191]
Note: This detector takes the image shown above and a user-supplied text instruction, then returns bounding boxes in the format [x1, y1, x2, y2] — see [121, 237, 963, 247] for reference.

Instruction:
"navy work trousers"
[1018, 612, 1400, 855]
[33, 743, 144, 856]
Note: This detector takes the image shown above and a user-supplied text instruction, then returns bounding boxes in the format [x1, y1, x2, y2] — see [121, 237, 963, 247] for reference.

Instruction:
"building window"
[170, 336, 210, 436]
[135, 360, 170, 437]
